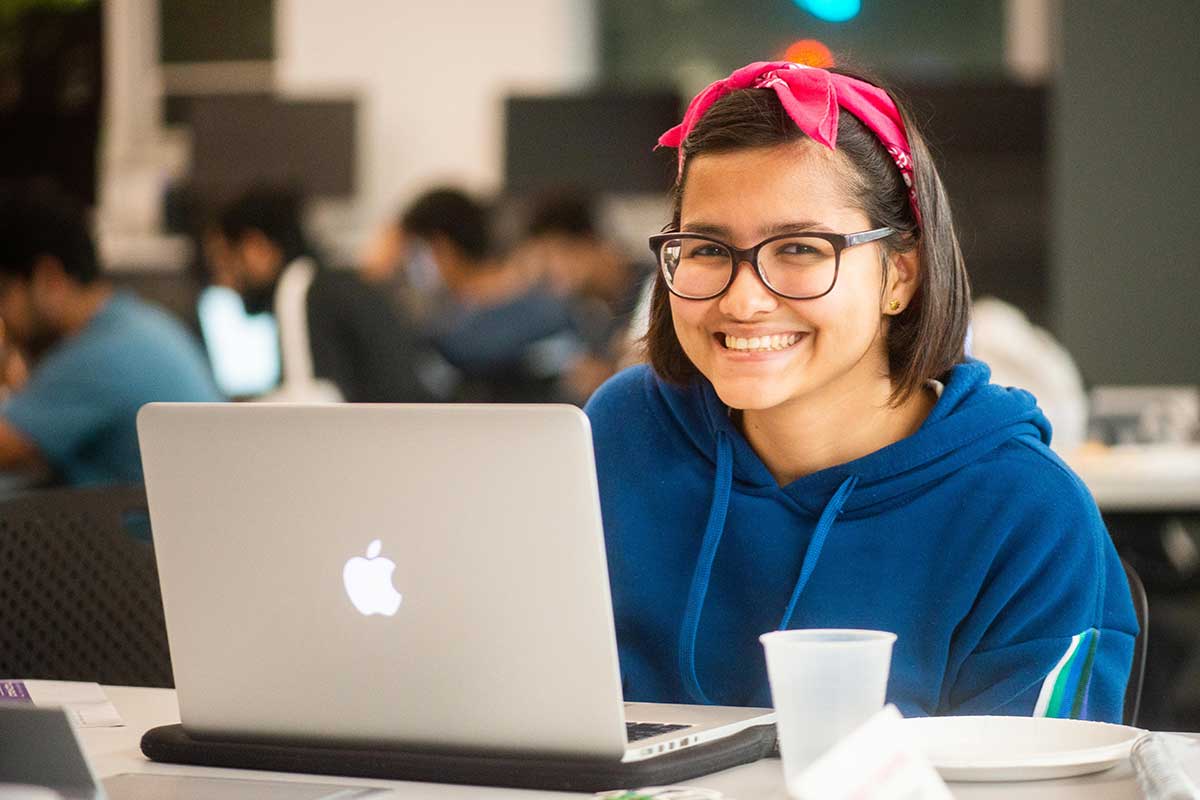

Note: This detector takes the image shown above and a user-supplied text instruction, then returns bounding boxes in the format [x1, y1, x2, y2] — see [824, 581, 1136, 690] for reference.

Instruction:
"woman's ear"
[882, 249, 920, 315]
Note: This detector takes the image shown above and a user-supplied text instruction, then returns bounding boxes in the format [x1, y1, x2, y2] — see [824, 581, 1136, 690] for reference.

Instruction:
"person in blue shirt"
[0, 183, 222, 486]
[584, 62, 1137, 721]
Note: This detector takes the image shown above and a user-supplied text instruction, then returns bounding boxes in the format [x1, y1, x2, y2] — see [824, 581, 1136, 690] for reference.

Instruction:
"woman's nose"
[718, 260, 777, 318]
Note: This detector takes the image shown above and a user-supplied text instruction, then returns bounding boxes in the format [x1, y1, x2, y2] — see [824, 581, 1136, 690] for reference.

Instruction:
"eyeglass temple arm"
[843, 227, 895, 248]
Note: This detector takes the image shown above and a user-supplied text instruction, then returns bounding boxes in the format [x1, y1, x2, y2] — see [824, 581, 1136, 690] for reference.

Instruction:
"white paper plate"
[899, 715, 1146, 782]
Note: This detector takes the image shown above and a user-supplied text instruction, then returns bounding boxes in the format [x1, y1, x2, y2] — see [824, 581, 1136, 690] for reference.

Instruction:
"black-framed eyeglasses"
[648, 227, 895, 301]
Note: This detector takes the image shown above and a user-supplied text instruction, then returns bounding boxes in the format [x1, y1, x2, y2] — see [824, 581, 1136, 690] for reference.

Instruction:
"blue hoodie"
[584, 360, 1137, 721]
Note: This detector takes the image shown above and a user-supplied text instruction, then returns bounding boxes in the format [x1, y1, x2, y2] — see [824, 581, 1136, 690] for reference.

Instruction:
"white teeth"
[723, 333, 801, 351]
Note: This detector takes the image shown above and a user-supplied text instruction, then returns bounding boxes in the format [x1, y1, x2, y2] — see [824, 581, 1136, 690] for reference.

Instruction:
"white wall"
[275, 0, 597, 254]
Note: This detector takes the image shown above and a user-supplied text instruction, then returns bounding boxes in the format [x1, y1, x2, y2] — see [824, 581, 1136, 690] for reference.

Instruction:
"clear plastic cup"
[759, 628, 897, 785]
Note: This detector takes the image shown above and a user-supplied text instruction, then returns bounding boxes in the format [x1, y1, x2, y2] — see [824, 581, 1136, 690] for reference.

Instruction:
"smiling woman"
[584, 61, 1138, 723]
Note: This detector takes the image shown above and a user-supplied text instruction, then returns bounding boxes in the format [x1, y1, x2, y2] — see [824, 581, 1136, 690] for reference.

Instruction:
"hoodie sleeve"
[940, 446, 1138, 722]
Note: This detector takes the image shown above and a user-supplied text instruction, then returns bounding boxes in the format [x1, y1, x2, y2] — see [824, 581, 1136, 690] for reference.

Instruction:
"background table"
[81, 686, 1149, 799]
[1066, 443, 1200, 512]
[1063, 443, 1200, 731]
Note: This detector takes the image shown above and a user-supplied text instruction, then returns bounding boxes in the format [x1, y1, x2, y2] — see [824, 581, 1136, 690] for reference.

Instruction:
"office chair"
[0, 485, 173, 688]
[1121, 557, 1148, 727]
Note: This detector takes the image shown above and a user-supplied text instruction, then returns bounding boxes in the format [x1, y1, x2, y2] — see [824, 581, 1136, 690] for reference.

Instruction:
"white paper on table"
[0, 679, 124, 727]
[788, 705, 952, 800]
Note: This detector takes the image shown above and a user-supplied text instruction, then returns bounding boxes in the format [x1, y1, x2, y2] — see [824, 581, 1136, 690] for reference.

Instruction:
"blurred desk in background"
[1071, 445, 1200, 733]
[1066, 444, 1200, 512]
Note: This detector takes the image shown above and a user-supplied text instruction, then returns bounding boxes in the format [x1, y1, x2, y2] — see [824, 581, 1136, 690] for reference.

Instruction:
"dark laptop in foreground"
[0, 705, 102, 799]
[136, 404, 774, 788]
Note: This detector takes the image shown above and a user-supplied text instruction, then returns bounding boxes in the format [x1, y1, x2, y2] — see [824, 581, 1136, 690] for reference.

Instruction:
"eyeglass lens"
[659, 236, 838, 299]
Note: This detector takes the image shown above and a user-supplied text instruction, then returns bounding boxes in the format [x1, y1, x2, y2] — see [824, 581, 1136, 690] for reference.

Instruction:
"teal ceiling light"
[796, 0, 862, 23]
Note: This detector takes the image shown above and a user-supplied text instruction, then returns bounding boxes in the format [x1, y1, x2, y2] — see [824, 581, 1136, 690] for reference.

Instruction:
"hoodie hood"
[655, 359, 1051, 517]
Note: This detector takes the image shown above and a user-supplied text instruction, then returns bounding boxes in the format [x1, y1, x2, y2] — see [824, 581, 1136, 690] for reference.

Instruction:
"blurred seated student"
[0, 182, 222, 486]
[521, 191, 645, 327]
[358, 209, 447, 334]
[216, 187, 432, 403]
[398, 187, 588, 403]
[584, 61, 1136, 720]
[513, 191, 653, 400]
[359, 213, 406, 286]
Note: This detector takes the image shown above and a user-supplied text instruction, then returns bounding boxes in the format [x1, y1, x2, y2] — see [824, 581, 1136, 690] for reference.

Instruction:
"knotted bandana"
[658, 61, 921, 225]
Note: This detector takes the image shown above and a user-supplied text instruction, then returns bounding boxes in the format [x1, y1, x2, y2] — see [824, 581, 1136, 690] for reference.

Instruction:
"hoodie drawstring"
[678, 431, 733, 705]
[777, 474, 859, 630]
[679, 448, 860, 705]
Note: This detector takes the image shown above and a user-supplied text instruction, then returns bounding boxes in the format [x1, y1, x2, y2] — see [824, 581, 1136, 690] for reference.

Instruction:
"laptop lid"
[137, 403, 628, 759]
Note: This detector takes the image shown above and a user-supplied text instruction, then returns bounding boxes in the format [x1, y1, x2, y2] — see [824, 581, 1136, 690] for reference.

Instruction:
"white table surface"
[1065, 443, 1200, 512]
[82, 686, 1146, 800]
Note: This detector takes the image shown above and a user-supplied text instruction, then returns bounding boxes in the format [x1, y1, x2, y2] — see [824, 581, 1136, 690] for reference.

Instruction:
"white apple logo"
[343, 539, 402, 616]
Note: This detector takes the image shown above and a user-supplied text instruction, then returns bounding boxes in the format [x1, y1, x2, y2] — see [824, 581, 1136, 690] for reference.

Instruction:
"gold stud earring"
[888, 299, 901, 313]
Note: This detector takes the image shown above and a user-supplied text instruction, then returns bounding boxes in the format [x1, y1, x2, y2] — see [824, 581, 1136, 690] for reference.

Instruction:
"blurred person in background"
[514, 190, 652, 399]
[190, 221, 283, 400]
[217, 186, 432, 403]
[359, 213, 406, 288]
[397, 187, 589, 403]
[967, 296, 1088, 453]
[0, 183, 222, 486]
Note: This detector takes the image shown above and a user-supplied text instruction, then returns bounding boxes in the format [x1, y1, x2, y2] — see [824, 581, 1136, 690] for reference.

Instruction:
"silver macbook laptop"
[137, 403, 772, 763]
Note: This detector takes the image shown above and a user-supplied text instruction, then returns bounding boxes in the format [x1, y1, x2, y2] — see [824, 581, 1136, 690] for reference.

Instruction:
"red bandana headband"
[658, 61, 921, 226]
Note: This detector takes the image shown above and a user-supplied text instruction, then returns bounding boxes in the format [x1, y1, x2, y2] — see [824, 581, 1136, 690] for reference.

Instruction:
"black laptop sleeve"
[140, 723, 777, 793]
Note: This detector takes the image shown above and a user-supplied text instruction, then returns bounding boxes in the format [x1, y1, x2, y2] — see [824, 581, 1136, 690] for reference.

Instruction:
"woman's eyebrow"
[680, 220, 827, 238]
[679, 221, 731, 237]
[761, 221, 826, 236]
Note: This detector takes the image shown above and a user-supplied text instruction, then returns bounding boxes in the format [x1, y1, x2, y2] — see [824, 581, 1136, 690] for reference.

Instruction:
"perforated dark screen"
[0, 486, 173, 688]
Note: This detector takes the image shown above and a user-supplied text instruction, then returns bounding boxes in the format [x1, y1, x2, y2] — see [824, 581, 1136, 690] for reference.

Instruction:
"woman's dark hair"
[645, 69, 971, 404]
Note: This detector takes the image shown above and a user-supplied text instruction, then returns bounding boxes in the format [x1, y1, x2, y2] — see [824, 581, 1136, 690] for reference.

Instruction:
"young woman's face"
[671, 141, 897, 412]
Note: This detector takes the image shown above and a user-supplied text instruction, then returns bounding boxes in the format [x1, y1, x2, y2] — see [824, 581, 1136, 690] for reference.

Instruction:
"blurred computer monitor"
[196, 286, 280, 398]
[183, 95, 357, 208]
[504, 91, 681, 194]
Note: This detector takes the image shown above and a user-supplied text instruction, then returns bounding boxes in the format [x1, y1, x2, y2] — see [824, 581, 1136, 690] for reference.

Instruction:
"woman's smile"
[715, 330, 808, 356]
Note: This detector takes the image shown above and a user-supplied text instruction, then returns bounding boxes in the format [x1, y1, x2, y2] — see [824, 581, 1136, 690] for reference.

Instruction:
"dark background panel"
[158, 0, 274, 63]
[1052, 0, 1200, 387]
[505, 92, 681, 195]
[0, 2, 102, 203]
[186, 95, 358, 207]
